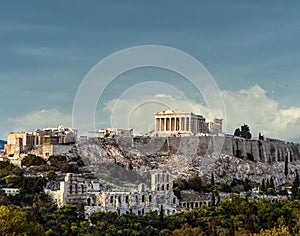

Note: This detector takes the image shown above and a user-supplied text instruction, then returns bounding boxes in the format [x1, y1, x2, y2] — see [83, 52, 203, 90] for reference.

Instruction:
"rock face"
[74, 136, 300, 187]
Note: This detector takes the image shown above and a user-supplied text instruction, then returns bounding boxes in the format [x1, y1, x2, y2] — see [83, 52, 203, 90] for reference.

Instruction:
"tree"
[173, 223, 205, 236]
[261, 179, 266, 192]
[21, 154, 46, 167]
[244, 178, 252, 192]
[266, 178, 270, 190]
[270, 176, 275, 190]
[46, 170, 57, 181]
[285, 155, 289, 177]
[234, 124, 252, 139]
[234, 128, 241, 137]
[0, 206, 44, 235]
[241, 124, 252, 139]
[211, 173, 215, 187]
[292, 171, 299, 199]
[188, 173, 202, 192]
[5, 174, 22, 188]
[173, 187, 181, 199]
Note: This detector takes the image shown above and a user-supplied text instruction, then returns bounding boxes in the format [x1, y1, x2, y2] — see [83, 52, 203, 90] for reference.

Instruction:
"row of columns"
[155, 117, 190, 132]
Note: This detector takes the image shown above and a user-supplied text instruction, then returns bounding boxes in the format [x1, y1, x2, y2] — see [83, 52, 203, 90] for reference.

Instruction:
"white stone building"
[4, 125, 77, 159]
[93, 171, 178, 216]
[48, 170, 179, 216]
[45, 173, 101, 207]
[154, 110, 222, 136]
[98, 128, 133, 138]
[1, 188, 20, 196]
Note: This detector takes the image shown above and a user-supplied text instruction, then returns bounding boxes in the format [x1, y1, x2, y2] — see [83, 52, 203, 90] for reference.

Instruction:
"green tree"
[261, 179, 266, 192]
[21, 154, 46, 167]
[266, 178, 270, 190]
[5, 174, 22, 188]
[173, 223, 205, 236]
[292, 171, 299, 199]
[211, 173, 215, 187]
[46, 170, 57, 181]
[188, 173, 202, 192]
[0, 205, 45, 235]
[270, 176, 275, 189]
[234, 128, 241, 137]
[244, 178, 252, 192]
[241, 124, 252, 139]
[173, 186, 181, 199]
[285, 155, 289, 177]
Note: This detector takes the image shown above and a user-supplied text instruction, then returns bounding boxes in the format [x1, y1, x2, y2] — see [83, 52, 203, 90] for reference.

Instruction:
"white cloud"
[104, 85, 300, 142]
[0, 109, 71, 139]
[1, 85, 299, 142]
[104, 95, 209, 134]
[222, 85, 300, 141]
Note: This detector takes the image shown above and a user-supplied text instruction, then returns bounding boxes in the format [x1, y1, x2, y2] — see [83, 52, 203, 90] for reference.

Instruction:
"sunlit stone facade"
[154, 110, 222, 136]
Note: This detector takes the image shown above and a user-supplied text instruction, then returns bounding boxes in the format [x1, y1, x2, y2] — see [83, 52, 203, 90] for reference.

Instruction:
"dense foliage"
[1, 158, 300, 235]
[21, 154, 47, 167]
[234, 124, 252, 139]
[0, 195, 300, 235]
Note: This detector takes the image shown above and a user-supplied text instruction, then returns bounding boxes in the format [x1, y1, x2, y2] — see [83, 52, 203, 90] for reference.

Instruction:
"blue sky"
[1, 1, 300, 141]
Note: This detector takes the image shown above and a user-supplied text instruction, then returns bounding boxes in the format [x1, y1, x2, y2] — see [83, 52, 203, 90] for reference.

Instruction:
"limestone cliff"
[74, 136, 300, 187]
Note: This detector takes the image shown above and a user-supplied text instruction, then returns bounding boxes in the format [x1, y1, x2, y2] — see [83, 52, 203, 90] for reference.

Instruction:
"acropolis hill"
[74, 110, 300, 189]
[2, 110, 300, 188]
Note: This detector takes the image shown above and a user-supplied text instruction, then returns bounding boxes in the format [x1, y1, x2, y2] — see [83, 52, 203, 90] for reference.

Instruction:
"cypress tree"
[211, 173, 215, 187]
[292, 170, 300, 199]
[270, 176, 275, 189]
[261, 179, 266, 192]
[285, 155, 289, 177]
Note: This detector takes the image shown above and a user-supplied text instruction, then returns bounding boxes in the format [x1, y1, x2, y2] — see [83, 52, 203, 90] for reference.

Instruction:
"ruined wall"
[113, 136, 300, 164]
[82, 136, 300, 166]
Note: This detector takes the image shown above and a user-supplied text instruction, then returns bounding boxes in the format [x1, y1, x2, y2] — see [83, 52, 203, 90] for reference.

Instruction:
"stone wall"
[113, 136, 300, 164]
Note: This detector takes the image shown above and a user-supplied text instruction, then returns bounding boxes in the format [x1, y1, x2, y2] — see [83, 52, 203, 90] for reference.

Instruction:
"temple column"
[179, 117, 181, 131]
[155, 118, 159, 132]
[174, 117, 176, 131]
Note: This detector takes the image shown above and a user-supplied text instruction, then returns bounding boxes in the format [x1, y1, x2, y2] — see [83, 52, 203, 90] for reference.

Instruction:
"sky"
[1, 1, 300, 141]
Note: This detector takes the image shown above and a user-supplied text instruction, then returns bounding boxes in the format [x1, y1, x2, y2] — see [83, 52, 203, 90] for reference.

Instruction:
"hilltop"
[74, 136, 300, 188]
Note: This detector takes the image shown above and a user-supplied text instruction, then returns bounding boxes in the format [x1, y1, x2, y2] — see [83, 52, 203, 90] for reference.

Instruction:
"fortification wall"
[85, 136, 300, 165]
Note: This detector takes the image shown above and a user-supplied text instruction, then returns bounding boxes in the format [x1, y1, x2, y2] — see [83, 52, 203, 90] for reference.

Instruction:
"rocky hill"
[72, 136, 300, 188]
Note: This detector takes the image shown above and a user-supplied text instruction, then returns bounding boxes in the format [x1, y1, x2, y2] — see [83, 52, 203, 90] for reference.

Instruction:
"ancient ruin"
[154, 110, 222, 136]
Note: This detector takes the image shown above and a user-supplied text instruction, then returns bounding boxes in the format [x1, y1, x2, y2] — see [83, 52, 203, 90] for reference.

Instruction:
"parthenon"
[154, 110, 222, 136]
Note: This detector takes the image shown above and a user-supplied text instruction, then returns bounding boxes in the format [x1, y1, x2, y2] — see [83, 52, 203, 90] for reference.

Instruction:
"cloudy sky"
[1, 1, 300, 141]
